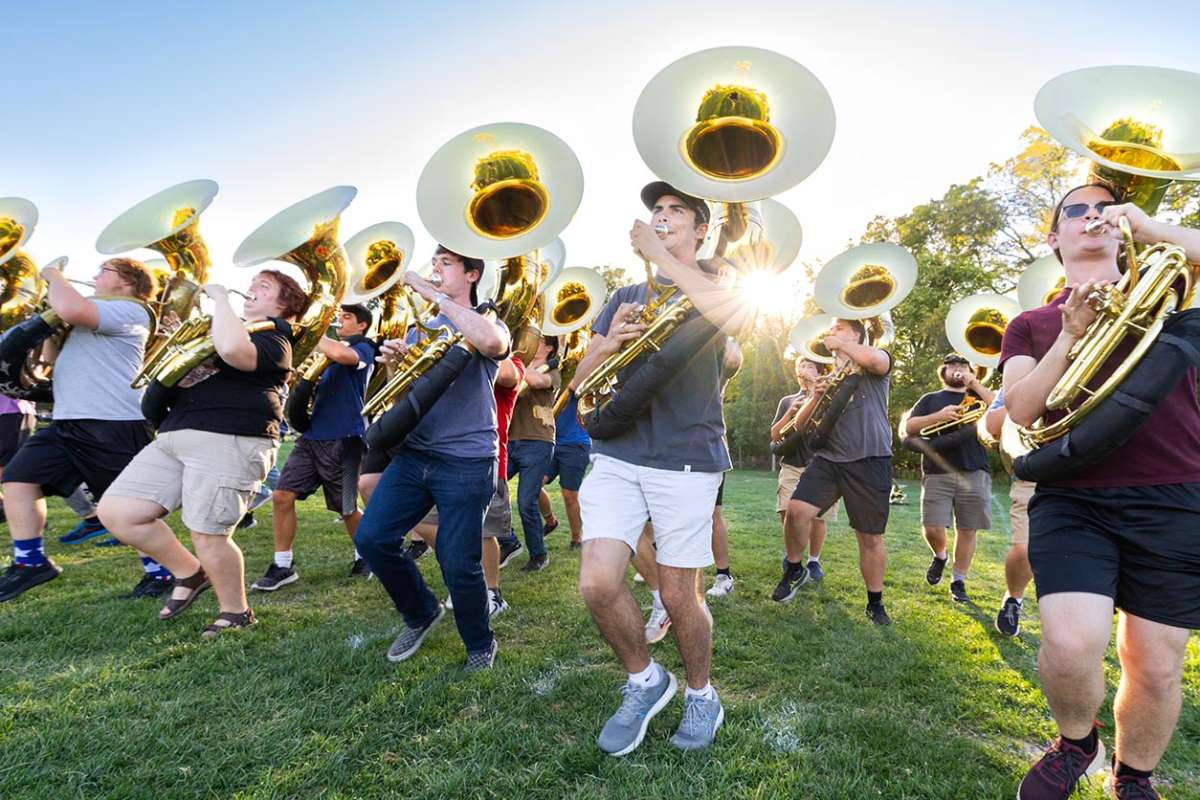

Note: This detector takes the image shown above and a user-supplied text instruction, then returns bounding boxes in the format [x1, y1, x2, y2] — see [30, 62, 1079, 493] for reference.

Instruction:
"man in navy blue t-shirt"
[252, 304, 377, 591]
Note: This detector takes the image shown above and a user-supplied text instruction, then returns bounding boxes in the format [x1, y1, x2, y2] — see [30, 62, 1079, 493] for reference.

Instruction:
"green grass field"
[2, 469, 1197, 800]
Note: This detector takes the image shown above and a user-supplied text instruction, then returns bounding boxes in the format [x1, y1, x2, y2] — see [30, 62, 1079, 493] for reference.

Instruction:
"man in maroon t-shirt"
[1002, 183, 1200, 800]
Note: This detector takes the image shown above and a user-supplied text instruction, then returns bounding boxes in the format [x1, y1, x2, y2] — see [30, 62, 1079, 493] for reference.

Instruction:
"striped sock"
[14, 537, 46, 567]
[140, 556, 173, 581]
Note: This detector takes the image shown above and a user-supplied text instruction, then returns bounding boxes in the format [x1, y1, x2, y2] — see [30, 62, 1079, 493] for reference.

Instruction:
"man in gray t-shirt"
[772, 316, 897, 627]
[0, 257, 163, 604]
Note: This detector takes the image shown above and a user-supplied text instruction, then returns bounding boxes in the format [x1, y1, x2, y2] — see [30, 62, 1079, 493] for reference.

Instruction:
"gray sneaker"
[670, 691, 725, 751]
[386, 604, 446, 662]
[464, 638, 497, 672]
[597, 666, 678, 756]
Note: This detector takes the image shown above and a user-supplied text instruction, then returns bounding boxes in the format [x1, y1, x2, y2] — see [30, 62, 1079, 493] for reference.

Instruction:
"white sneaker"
[633, 571, 645, 584]
[706, 573, 734, 597]
[644, 605, 671, 643]
[489, 589, 508, 617]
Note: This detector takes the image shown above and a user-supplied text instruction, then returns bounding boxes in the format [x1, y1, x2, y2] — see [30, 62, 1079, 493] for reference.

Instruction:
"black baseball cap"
[942, 352, 971, 365]
[640, 181, 711, 225]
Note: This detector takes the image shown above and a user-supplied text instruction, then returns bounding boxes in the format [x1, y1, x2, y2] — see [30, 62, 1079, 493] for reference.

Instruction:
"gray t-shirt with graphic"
[814, 355, 893, 463]
[588, 280, 731, 473]
[402, 311, 509, 460]
[53, 298, 150, 421]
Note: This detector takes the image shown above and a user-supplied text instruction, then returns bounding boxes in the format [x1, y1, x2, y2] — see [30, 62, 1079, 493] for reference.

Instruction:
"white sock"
[952, 571, 967, 583]
[628, 661, 659, 686]
[651, 589, 663, 610]
[934, 551, 948, 560]
[807, 555, 820, 563]
[274, 550, 294, 569]
[1003, 592, 1024, 605]
[685, 682, 716, 701]
[353, 548, 361, 560]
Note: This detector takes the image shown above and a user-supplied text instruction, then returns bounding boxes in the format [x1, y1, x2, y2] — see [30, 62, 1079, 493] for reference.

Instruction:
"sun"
[738, 270, 805, 320]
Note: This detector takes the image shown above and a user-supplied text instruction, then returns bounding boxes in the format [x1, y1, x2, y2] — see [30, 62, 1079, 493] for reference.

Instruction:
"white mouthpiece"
[1084, 218, 1108, 233]
[653, 223, 669, 237]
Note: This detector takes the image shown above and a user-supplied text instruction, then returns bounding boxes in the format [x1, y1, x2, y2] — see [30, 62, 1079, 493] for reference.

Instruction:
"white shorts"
[579, 453, 723, 568]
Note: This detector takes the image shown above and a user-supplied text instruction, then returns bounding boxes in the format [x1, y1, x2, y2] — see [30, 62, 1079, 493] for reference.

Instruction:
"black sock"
[867, 590, 883, 605]
[716, 568, 731, 577]
[1115, 761, 1152, 780]
[86, 515, 101, 524]
[1062, 728, 1098, 754]
[784, 559, 804, 576]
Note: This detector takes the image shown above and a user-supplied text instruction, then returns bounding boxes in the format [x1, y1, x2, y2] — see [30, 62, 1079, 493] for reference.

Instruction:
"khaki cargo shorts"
[777, 463, 837, 521]
[1008, 478, 1035, 547]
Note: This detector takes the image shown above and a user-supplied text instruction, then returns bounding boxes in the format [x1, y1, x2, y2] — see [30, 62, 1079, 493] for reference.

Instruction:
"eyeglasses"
[94, 266, 121, 278]
[1060, 200, 1116, 220]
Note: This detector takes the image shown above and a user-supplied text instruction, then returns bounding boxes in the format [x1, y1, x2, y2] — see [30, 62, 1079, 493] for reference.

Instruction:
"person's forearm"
[838, 340, 888, 374]
[973, 385, 996, 406]
[439, 302, 506, 357]
[905, 412, 947, 435]
[45, 276, 96, 328]
[654, 255, 750, 336]
[317, 336, 359, 366]
[523, 366, 553, 389]
[1147, 219, 1200, 264]
[569, 336, 613, 390]
[210, 298, 256, 367]
[1004, 333, 1077, 426]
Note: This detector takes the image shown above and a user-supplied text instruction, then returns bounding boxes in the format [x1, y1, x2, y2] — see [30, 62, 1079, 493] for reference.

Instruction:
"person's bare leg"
[539, 488, 557, 528]
[4, 482, 47, 545]
[809, 519, 827, 560]
[483, 538, 500, 590]
[357, 472, 380, 506]
[342, 509, 361, 540]
[633, 523, 658, 590]
[783, 499, 819, 562]
[1005, 544, 1033, 598]
[1113, 612, 1191, 770]
[951, 527, 977, 578]
[856, 531, 886, 593]
[563, 489, 583, 543]
[659, 564, 710, 689]
[99, 496, 201, 617]
[579, 538, 650, 673]
[710, 508, 729, 571]
[271, 489, 299, 552]
[192, 533, 249, 614]
[412, 522, 437, 548]
[923, 524, 948, 558]
[1037, 592, 1114, 739]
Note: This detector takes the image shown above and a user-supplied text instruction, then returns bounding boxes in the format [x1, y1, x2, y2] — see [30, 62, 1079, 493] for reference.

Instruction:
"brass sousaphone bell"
[0, 197, 44, 330]
[1017, 254, 1067, 311]
[945, 293, 1023, 373]
[813, 241, 918, 329]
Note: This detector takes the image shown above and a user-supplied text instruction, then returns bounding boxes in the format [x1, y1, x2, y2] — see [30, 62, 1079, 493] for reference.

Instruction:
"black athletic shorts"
[360, 444, 395, 477]
[791, 455, 891, 534]
[3, 418, 154, 499]
[0, 412, 36, 466]
[276, 436, 364, 515]
[1028, 484, 1200, 629]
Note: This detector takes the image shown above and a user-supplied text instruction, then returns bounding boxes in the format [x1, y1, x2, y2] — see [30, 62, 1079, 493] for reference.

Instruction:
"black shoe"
[128, 574, 173, 598]
[250, 562, 298, 592]
[498, 539, 524, 569]
[349, 558, 372, 578]
[770, 562, 810, 603]
[926, 556, 947, 585]
[949, 580, 970, 603]
[0, 560, 62, 602]
[404, 540, 429, 561]
[866, 600, 892, 625]
[237, 512, 257, 530]
[521, 554, 549, 572]
[542, 517, 559, 535]
[995, 597, 1022, 637]
[569, 540, 582, 550]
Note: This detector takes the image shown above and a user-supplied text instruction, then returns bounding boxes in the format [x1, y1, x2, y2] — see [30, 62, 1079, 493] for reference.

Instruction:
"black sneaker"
[926, 556, 947, 585]
[1111, 768, 1159, 799]
[405, 540, 429, 561]
[237, 512, 257, 530]
[866, 601, 892, 625]
[521, 553, 548, 572]
[0, 560, 62, 602]
[58, 517, 109, 545]
[542, 516, 559, 535]
[349, 558, 371, 578]
[387, 603, 446, 662]
[949, 580, 970, 603]
[464, 638, 498, 672]
[250, 562, 298, 592]
[498, 539, 524, 569]
[995, 597, 1022, 637]
[770, 562, 810, 603]
[569, 540, 582, 550]
[128, 574, 173, 599]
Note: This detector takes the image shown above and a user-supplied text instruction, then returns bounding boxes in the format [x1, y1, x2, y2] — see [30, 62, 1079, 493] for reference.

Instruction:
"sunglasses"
[1060, 200, 1117, 220]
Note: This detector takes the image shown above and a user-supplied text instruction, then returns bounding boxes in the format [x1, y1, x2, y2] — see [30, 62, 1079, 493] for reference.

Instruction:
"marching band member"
[251, 303, 377, 590]
[705, 337, 742, 597]
[98, 270, 306, 635]
[773, 318, 894, 624]
[1006, 185, 1200, 800]
[0, 258, 167, 602]
[352, 247, 509, 671]
[769, 356, 838, 584]
[537, 390, 591, 549]
[903, 353, 994, 603]
[982, 389, 1034, 637]
[0, 392, 37, 521]
[574, 182, 748, 755]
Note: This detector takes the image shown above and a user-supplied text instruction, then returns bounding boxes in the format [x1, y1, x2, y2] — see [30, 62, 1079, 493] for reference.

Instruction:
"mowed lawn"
[1, 466, 1198, 800]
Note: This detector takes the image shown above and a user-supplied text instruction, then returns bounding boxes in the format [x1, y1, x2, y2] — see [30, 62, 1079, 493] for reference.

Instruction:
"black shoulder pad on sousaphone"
[0, 314, 57, 403]
[1014, 308, 1200, 483]
[769, 374, 862, 458]
[365, 344, 474, 452]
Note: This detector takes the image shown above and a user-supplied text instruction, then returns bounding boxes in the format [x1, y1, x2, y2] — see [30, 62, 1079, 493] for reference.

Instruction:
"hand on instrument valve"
[40, 264, 65, 282]
[1098, 202, 1158, 242]
[1061, 279, 1106, 340]
[630, 220, 671, 265]
[933, 403, 962, 424]
[201, 283, 229, 302]
[823, 333, 853, 354]
[813, 374, 832, 396]
[377, 338, 411, 368]
[403, 270, 443, 304]
[599, 302, 646, 356]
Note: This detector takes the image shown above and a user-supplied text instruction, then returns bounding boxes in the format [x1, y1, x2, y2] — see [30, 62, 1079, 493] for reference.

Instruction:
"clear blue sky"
[8, 0, 1200, 291]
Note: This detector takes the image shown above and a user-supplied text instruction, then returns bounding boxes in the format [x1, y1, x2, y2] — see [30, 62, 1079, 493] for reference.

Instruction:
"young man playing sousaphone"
[0, 258, 172, 602]
[769, 355, 839, 584]
[573, 181, 750, 755]
[1004, 183, 1200, 800]
[251, 303, 377, 590]
[773, 317, 895, 624]
[903, 353, 994, 603]
[99, 270, 306, 636]
[352, 246, 510, 671]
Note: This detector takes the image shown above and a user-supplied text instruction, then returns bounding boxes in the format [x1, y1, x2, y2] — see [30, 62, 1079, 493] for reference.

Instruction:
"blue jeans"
[507, 439, 554, 558]
[354, 447, 495, 654]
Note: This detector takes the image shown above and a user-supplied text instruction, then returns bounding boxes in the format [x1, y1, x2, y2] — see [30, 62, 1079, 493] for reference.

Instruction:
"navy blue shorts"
[1028, 483, 1200, 629]
[544, 442, 589, 492]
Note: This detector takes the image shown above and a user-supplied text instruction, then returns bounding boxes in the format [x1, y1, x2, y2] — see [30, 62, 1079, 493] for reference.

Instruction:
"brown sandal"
[201, 608, 256, 639]
[158, 569, 211, 620]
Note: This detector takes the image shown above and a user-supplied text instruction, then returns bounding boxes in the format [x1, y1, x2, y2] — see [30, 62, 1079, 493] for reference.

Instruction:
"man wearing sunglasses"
[1003, 183, 1200, 800]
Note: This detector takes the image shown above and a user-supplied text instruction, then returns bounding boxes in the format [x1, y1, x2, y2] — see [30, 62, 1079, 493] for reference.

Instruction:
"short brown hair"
[257, 269, 309, 320]
[103, 257, 155, 300]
